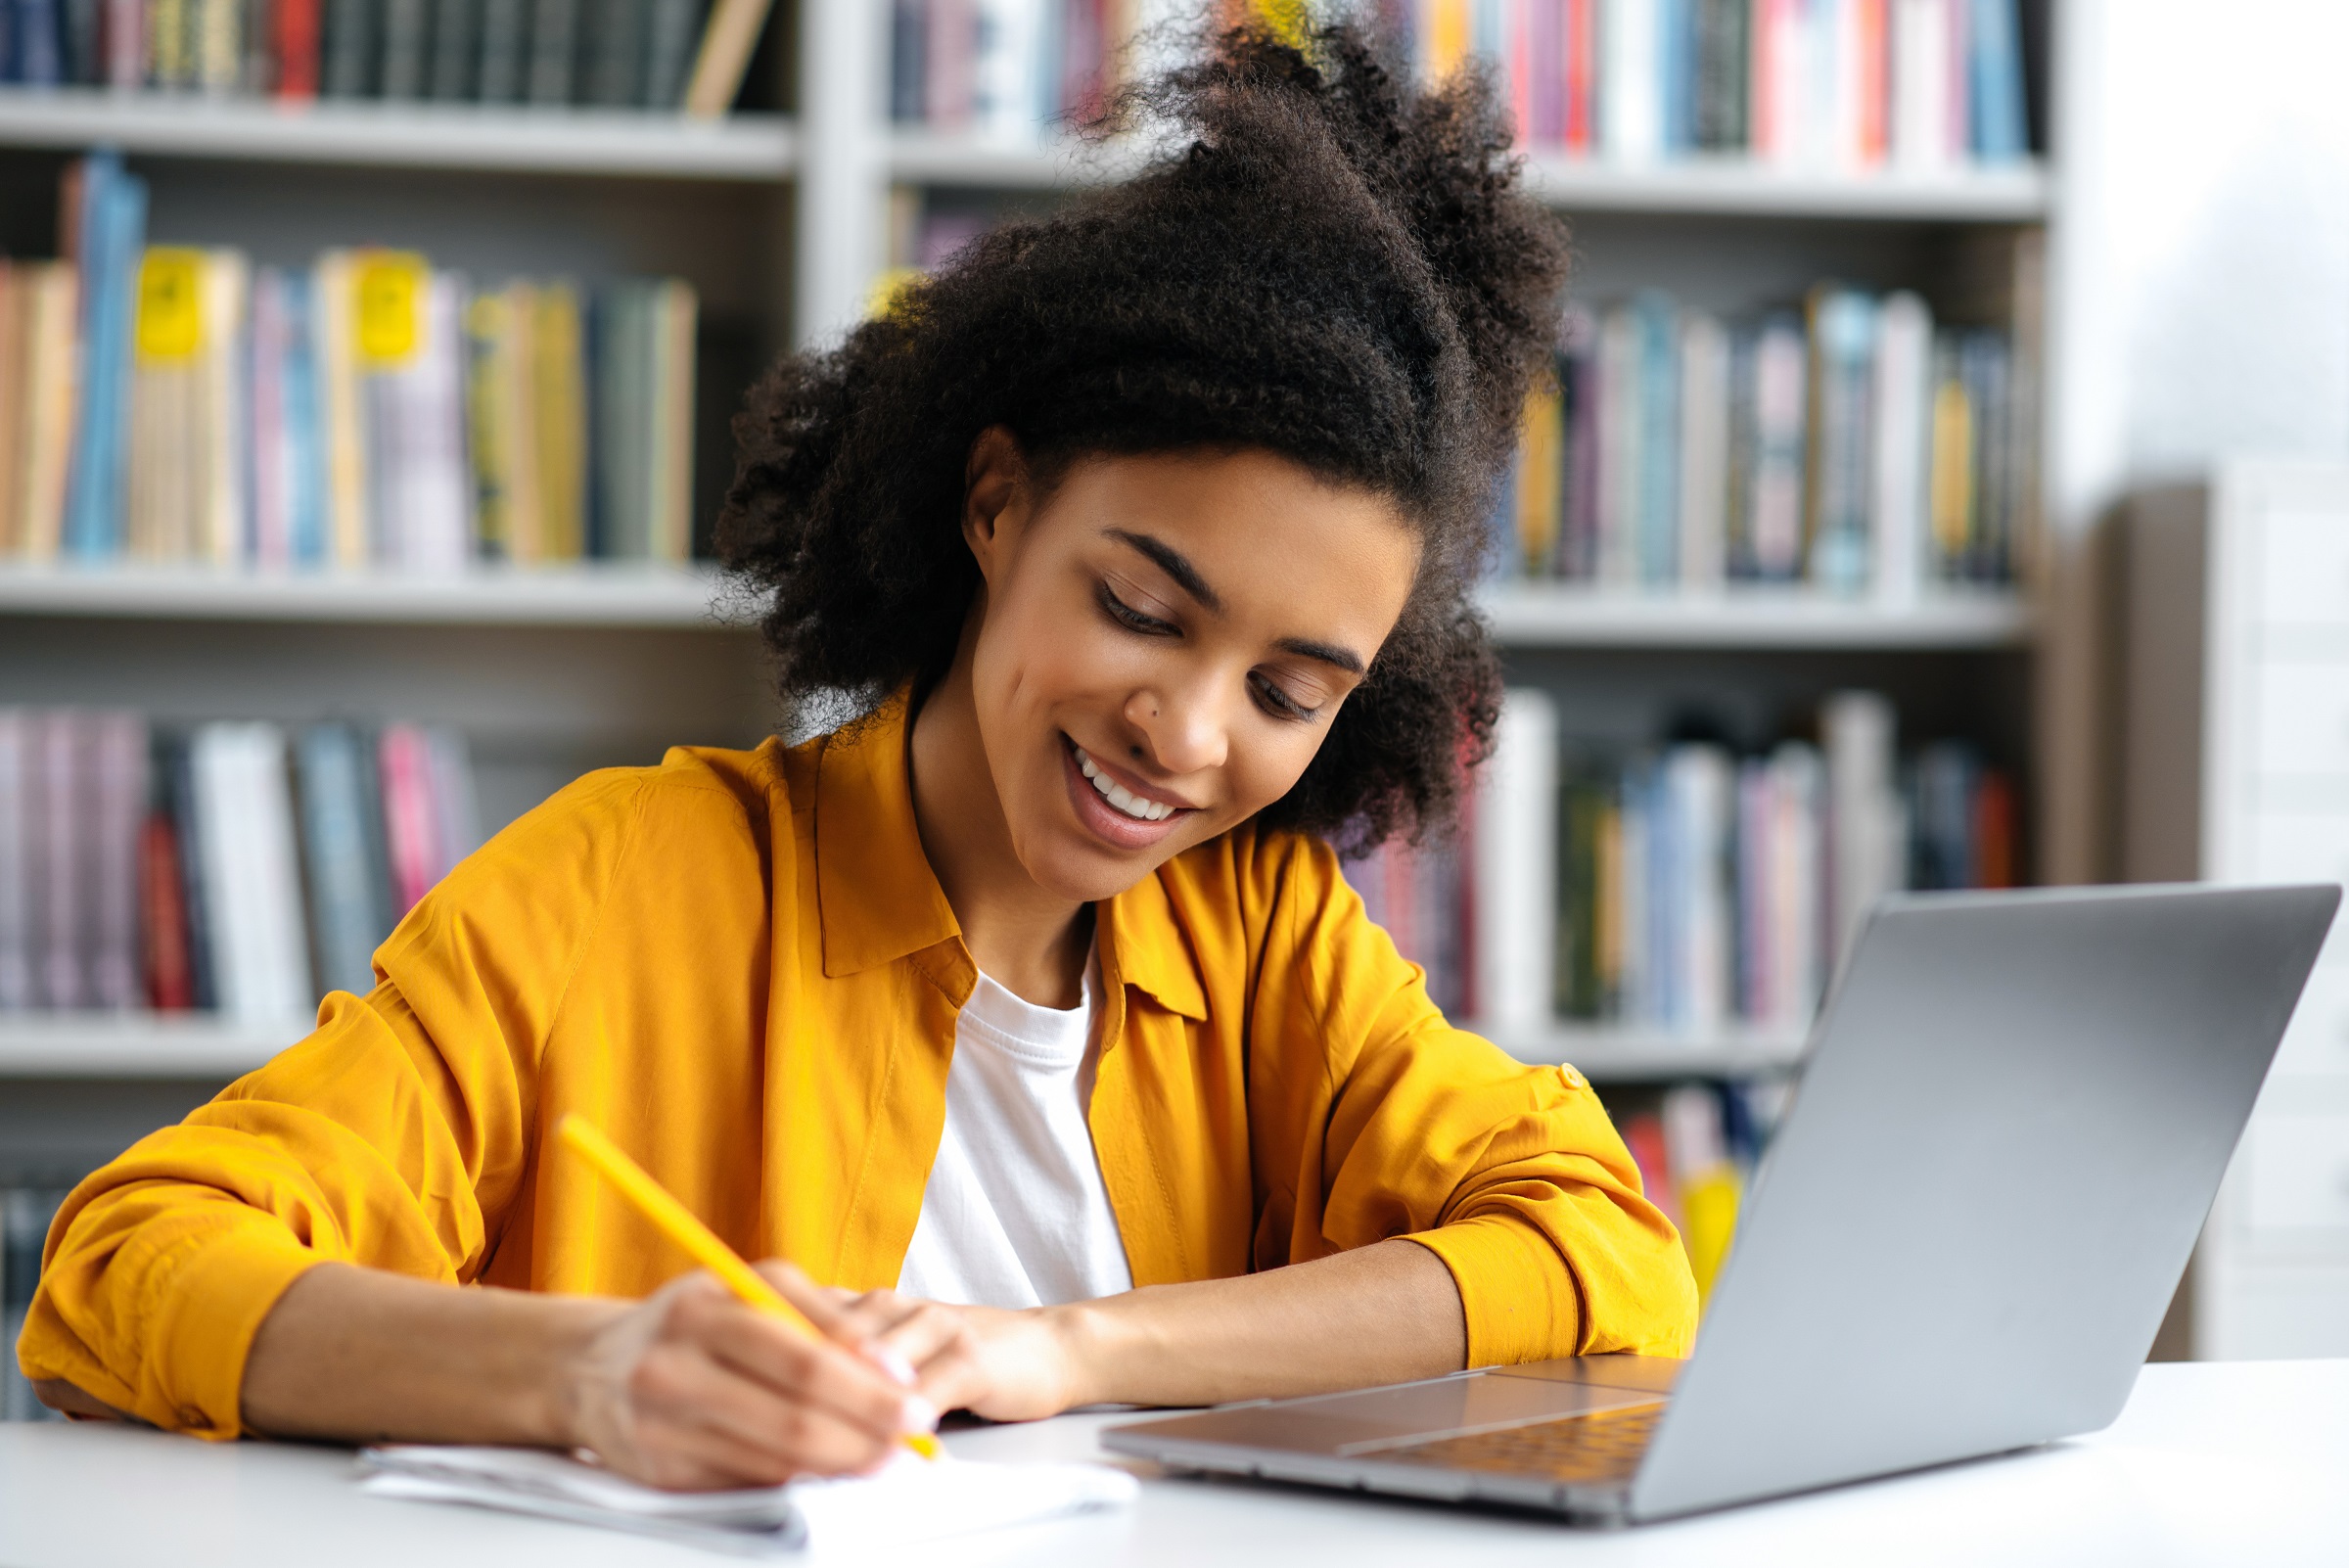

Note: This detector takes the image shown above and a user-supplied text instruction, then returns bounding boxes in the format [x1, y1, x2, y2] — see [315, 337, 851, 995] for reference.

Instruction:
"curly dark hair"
[716, 15, 1568, 848]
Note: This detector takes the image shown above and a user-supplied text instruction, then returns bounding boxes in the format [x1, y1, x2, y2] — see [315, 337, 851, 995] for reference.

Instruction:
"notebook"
[357, 1443, 1138, 1556]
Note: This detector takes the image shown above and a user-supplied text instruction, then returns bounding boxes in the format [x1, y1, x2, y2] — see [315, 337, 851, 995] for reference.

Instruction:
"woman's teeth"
[1073, 746, 1178, 822]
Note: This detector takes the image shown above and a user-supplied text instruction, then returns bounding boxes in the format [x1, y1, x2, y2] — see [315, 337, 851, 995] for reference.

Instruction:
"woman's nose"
[1124, 679, 1229, 775]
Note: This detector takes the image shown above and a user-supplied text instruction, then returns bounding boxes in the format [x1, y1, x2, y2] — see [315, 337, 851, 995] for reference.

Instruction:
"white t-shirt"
[895, 954, 1134, 1309]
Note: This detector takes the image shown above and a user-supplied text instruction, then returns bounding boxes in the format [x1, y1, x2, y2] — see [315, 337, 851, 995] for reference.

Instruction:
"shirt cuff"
[141, 1219, 327, 1440]
[1403, 1211, 1582, 1367]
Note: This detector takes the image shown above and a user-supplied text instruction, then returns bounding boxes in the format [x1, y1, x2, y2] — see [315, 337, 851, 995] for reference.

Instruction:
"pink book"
[36, 711, 86, 1009]
[378, 724, 438, 918]
[89, 711, 148, 1010]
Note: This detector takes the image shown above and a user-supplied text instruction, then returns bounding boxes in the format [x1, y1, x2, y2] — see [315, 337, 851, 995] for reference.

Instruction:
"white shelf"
[1521, 154, 2050, 220]
[887, 129, 1145, 189]
[0, 1015, 302, 1078]
[1492, 1023, 1811, 1081]
[1479, 584, 2033, 649]
[0, 562, 755, 628]
[0, 1015, 1810, 1082]
[0, 89, 797, 180]
[885, 131, 2045, 221]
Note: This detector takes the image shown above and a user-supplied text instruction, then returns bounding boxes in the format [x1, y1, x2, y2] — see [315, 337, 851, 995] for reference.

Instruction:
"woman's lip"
[1067, 738, 1201, 813]
[1061, 737, 1192, 851]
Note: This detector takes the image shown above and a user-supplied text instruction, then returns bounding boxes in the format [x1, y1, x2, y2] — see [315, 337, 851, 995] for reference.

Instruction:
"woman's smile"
[1062, 736, 1195, 849]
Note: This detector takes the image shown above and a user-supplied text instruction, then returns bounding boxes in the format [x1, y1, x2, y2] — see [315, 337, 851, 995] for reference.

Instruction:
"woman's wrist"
[1040, 1295, 1130, 1410]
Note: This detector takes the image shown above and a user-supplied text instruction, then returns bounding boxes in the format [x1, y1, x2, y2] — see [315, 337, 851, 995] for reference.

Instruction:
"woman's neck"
[906, 659, 1093, 1010]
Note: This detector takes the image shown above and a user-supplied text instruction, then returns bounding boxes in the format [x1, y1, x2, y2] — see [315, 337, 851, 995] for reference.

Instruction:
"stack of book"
[1344, 686, 2016, 1039]
[1611, 1077, 1788, 1306]
[0, 153, 698, 572]
[0, 0, 781, 115]
[1401, 0, 2029, 165]
[0, 707, 481, 1024]
[1495, 284, 2031, 596]
[886, 1, 2031, 166]
[889, 0, 1123, 144]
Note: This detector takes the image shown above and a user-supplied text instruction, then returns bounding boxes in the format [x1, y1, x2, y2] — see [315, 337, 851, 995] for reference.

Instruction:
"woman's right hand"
[564, 1265, 940, 1491]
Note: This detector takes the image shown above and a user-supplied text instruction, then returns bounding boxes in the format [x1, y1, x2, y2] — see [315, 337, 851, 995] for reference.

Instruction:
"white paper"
[357, 1443, 1138, 1557]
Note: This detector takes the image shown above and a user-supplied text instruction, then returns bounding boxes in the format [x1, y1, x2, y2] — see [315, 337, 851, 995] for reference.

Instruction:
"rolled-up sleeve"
[18, 769, 645, 1438]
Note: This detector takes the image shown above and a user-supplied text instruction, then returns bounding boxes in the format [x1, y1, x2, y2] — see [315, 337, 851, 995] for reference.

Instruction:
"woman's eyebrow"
[1107, 530, 1223, 613]
[1277, 636, 1366, 675]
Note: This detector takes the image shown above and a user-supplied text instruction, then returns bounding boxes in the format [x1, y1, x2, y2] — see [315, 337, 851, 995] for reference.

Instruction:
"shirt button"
[1560, 1066, 1588, 1091]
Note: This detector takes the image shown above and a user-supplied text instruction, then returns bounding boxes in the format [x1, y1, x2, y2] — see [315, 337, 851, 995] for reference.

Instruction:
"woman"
[21, 21, 1695, 1488]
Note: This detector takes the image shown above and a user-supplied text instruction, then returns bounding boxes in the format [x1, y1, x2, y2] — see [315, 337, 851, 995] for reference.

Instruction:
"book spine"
[1632, 291, 1680, 586]
[320, 0, 371, 96]
[378, 722, 436, 916]
[34, 711, 87, 1009]
[297, 723, 387, 998]
[526, 0, 578, 104]
[138, 806, 194, 1010]
[1965, 0, 2023, 161]
[426, 0, 474, 97]
[103, 0, 141, 85]
[64, 156, 147, 564]
[584, 0, 638, 104]
[0, 710, 28, 1012]
[86, 710, 146, 1010]
[164, 732, 215, 1010]
[1472, 688, 1559, 1031]
[1676, 310, 1727, 589]
[379, 0, 427, 96]
[1868, 289, 1931, 604]
[475, 0, 524, 100]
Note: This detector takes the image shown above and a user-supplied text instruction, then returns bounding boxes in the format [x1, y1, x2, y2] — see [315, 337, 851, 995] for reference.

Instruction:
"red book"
[1972, 770, 2017, 890]
[1563, 0, 1594, 152]
[140, 812, 195, 1011]
[1620, 1111, 1681, 1228]
[276, 0, 321, 101]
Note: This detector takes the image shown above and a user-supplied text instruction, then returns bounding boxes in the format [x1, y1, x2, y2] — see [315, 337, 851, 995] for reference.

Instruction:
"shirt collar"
[814, 689, 962, 978]
[813, 684, 1211, 1022]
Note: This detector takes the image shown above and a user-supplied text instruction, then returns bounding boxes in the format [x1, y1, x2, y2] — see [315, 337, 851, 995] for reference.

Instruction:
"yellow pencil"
[555, 1113, 941, 1460]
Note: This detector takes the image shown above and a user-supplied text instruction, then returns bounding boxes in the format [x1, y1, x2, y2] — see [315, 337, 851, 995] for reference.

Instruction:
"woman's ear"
[961, 427, 1029, 580]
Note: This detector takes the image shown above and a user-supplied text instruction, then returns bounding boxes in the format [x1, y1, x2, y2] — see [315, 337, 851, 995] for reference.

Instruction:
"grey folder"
[1106, 883, 2341, 1525]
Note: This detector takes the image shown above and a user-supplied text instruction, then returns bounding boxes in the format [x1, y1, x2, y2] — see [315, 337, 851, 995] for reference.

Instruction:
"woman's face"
[961, 437, 1420, 904]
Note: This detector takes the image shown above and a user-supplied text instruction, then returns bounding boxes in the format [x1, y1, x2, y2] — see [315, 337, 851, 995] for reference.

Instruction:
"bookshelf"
[0, 91, 798, 180]
[0, 5, 2061, 1191]
[0, 563, 741, 627]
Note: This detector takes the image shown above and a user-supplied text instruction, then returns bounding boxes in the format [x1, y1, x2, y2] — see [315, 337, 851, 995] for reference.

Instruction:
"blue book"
[1632, 291, 1681, 587]
[62, 153, 147, 562]
[1967, 0, 2028, 162]
[14, 0, 65, 83]
[1659, 0, 1694, 155]
[164, 736, 216, 1013]
[297, 724, 392, 999]
[281, 272, 328, 567]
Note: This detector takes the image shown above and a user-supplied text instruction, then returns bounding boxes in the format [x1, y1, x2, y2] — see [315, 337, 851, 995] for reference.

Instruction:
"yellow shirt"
[21, 695, 1696, 1439]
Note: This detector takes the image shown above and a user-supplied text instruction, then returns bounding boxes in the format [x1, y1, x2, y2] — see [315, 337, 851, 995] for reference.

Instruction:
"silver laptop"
[1105, 883, 2340, 1525]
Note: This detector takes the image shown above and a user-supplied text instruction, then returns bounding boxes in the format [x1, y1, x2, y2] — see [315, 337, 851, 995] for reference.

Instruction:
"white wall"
[2050, 0, 2349, 526]
[2038, 0, 2349, 882]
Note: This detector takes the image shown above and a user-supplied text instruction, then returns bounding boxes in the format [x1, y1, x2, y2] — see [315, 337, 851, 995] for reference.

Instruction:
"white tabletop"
[3, 1360, 2344, 1567]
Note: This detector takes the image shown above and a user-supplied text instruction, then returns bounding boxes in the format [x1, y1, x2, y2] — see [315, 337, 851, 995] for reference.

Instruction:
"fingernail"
[872, 1348, 918, 1387]
[898, 1395, 940, 1435]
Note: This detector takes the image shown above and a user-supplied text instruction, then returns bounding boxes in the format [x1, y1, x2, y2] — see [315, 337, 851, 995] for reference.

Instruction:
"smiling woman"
[19, 15, 1698, 1493]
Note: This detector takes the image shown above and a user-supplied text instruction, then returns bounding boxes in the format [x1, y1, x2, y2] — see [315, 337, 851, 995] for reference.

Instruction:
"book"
[525, 0, 578, 103]
[0, 710, 28, 1011]
[1822, 688, 1900, 967]
[62, 153, 147, 564]
[139, 806, 196, 1011]
[14, 262, 79, 562]
[679, 0, 770, 116]
[426, 0, 476, 97]
[1803, 284, 1875, 593]
[321, 0, 372, 95]
[1632, 290, 1681, 586]
[475, 0, 525, 100]
[192, 721, 314, 1021]
[297, 723, 392, 998]
[584, 0, 640, 105]
[1472, 688, 1559, 1030]
[1676, 309, 1727, 589]
[86, 711, 147, 1010]
[33, 711, 86, 1009]
[381, 0, 431, 97]
[1868, 289, 1932, 603]
[1966, 0, 2026, 161]
[1890, 0, 1957, 167]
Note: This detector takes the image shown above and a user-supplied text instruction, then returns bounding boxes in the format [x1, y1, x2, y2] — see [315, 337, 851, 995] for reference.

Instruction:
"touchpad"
[1128, 1373, 1663, 1457]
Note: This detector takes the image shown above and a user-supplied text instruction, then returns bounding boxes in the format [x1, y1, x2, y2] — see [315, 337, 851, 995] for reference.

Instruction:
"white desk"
[2, 1360, 2343, 1567]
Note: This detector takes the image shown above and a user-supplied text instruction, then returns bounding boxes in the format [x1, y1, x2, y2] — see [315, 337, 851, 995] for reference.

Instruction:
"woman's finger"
[679, 1291, 937, 1443]
[747, 1263, 924, 1385]
[630, 1334, 897, 1481]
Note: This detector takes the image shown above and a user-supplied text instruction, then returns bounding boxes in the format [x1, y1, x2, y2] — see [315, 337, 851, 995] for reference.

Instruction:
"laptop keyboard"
[1371, 1402, 1665, 1486]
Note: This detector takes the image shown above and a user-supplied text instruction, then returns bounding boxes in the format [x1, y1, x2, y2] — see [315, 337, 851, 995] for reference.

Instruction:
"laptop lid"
[1627, 883, 2338, 1522]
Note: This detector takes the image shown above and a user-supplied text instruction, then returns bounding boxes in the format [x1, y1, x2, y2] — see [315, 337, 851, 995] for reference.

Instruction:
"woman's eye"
[1099, 583, 1178, 635]
[1251, 672, 1321, 722]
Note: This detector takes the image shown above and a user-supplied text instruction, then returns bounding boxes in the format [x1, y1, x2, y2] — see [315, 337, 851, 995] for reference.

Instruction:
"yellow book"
[0, 263, 21, 556]
[532, 284, 586, 563]
[1928, 364, 1973, 573]
[1678, 1167, 1741, 1307]
[313, 251, 370, 567]
[650, 279, 698, 564]
[130, 248, 207, 561]
[15, 263, 79, 562]
[1424, 0, 1472, 78]
[198, 252, 250, 566]
[1514, 382, 1563, 575]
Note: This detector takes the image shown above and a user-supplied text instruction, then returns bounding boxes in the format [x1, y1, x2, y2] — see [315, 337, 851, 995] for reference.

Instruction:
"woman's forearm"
[1055, 1238, 1467, 1407]
[242, 1263, 621, 1445]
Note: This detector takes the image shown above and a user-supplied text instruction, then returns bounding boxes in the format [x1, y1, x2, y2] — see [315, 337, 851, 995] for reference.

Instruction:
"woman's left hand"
[818, 1288, 1093, 1423]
